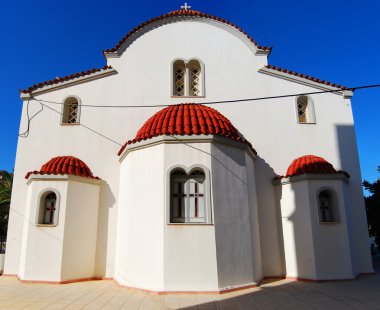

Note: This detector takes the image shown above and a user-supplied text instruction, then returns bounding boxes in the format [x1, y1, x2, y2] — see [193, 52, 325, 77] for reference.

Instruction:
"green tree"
[363, 166, 380, 248]
[0, 171, 13, 236]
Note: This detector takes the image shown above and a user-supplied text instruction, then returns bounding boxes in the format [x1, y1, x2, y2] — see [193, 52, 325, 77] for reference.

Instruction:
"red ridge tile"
[265, 65, 348, 90]
[103, 9, 271, 55]
[21, 66, 113, 94]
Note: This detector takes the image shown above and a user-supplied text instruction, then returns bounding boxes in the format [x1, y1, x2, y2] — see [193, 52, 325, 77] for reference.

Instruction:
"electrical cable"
[38, 102, 123, 146]
[24, 83, 380, 109]
[18, 99, 44, 138]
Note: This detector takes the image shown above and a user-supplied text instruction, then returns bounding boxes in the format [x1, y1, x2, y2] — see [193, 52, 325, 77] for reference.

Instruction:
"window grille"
[190, 65, 201, 96]
[67, 102, 79, 124]
[297, 97, 308, 123]
[174, 62, 185, 96]
[62, 97, 80, 124]
[296, 95, 316, 124]
[170, 169, 207, 223]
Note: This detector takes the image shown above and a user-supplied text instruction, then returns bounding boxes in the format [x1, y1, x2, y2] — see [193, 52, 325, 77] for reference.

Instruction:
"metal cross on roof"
[181, 3, 191, 10]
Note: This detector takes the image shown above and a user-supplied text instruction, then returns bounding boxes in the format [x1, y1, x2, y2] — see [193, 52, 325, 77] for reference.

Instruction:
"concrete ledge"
[286, 272, 376, 283]
[115, 280, 258, 295]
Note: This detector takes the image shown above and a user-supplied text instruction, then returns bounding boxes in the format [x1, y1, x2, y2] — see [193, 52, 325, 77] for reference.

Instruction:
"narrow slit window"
[189, 61, 201, 96]
[296, 96, 316, 124]
[318, 190, 338, 223]
[173, 60, 186, 96]
[62, 97, 80, 124]
[37, 191, 59, 225]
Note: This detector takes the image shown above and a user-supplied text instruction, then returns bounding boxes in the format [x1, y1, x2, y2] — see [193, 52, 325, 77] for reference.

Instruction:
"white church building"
[5, 6, 374, 292]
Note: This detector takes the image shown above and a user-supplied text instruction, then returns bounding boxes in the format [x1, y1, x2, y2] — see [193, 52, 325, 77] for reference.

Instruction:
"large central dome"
[118, 103, 254, 155]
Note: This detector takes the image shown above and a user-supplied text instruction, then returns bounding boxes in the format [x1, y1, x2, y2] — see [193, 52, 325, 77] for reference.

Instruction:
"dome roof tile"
[118, 103, 255, 155]
[281, 155, 349, 178]
[25, 156, 100, 180]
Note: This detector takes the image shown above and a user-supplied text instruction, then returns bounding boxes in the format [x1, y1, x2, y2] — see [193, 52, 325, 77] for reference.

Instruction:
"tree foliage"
[0, 171, 13, 236]
[364, 166, 380, 248]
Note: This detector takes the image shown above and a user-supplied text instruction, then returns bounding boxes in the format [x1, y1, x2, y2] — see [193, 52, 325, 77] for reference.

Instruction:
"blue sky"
[1, 0, 379, 184]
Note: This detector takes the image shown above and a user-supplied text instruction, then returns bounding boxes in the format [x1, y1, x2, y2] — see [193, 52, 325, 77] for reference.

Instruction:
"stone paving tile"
[1, 259, 380, 310]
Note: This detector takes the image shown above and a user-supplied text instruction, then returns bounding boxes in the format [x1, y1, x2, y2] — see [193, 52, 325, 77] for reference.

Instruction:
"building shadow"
[95, 180, 115, 277]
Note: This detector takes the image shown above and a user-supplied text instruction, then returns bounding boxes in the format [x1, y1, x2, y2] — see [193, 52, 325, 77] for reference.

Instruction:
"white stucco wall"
[19, 180, 68, 281]
[279, 180, 317, 279]
[116, 137, 259, 291]
[115, 144, 165, 290]
[279, 176, 356, 280]
[61, 179, 100, 281]
[211, 143, 261, 287]
[6, 16, 372, 280]
[307, 179, 354, 279]
[18, 176, 100, 282]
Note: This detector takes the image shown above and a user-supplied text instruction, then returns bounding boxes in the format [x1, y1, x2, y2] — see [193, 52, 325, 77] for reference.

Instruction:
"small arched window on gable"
[170, 168, 208, 224]
[62, 97, 80, 125]
[172, 59, 204, 97]
[318, 189, 338, 223]
[173, 60, 186, 96]
[296, 96, 316, 124]
[189, 60, 202, 96]
[37, 191, 59, 225]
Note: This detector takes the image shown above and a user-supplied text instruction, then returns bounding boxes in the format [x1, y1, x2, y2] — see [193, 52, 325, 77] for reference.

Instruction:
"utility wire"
[169, 135, 247, 184]
[32, 101, 123, 146]
[26, 83, 380, 109]
[18, 99, 44, 138]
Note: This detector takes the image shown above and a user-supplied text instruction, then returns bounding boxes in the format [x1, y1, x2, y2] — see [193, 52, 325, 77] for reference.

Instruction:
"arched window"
[172, 59, 204, 97]
[37, 191, 59, 225]
[173, 60, 186, 96]
[296, 96, 316, 124]
[189, 60, 201, 96]
[62, 97, 80, 124]
[170, 168, 208, 223]
[318, 189, 338, 223]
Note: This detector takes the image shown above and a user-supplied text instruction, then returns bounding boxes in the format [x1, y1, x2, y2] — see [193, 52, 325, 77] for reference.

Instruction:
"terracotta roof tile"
[21, 66, 113, 94]
[25, 156, 100, 180]
[276, 155, 349, 179]
[265, 65, 348, 90]
[118, 103, 256, 155]
[104, 9, 271, 55]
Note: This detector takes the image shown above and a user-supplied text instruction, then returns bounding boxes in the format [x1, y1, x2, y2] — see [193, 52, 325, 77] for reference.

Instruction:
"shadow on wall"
[95, 180, 116, 277]
[335, 124, 373, 273]
[254, 156, 285, 277]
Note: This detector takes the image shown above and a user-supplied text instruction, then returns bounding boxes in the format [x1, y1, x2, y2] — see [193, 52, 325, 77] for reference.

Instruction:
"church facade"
[5, 7, 373, 292]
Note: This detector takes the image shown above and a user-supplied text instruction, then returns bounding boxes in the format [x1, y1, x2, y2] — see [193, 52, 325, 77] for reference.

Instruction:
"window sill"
[297, 122, 316, 125]
[167, 223, 213, 226]
[60, 123, 80, 126]
[171, 96, 205, 98]
[36, 224, 58, 227]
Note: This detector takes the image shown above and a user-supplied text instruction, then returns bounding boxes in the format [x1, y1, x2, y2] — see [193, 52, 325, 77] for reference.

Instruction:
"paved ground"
[0, 258, 379, 309]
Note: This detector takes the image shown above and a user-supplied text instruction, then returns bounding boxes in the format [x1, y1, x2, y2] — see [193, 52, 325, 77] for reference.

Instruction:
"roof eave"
[20, 67, 118, 99]
[259, 66, 351, 96]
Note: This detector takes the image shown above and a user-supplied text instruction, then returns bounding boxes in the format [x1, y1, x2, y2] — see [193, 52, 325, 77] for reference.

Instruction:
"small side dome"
[118, 103, 255, 155]
[285, 155, 343, 178]
[25, 156, 99, 179]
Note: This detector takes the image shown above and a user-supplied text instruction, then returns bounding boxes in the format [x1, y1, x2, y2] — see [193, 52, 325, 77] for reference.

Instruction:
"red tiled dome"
[25, 156, 100, 179]
[285, 155, 339, 178]
[118, 103, 255, 155]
